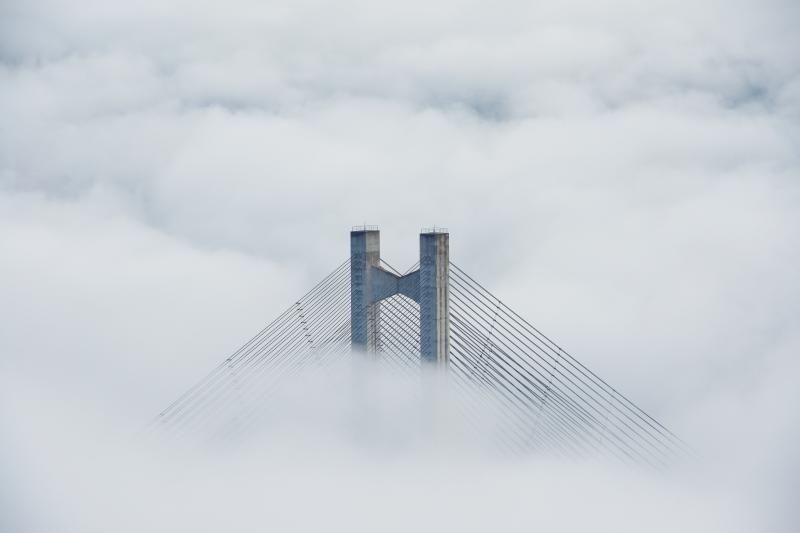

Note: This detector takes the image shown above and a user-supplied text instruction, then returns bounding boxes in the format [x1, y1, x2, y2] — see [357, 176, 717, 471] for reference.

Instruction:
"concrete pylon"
[350, 228, 381, 354]
[419, 230, 449, 366]
[349, 226, 449, 367]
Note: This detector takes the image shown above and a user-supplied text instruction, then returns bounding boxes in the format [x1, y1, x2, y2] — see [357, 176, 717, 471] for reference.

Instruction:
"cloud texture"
[1, 0, 799, 531]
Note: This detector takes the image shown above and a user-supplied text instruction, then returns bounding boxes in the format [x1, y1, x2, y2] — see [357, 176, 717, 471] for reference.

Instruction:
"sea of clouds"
[1, 0, 799, 531]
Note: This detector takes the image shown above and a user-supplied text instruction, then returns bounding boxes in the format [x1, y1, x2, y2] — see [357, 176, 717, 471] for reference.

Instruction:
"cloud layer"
[1, 0, 799, 530]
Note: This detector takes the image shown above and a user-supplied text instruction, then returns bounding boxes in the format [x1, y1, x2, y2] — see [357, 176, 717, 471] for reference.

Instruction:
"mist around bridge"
[2, 353, 794, 533]
[2, 0, 799, 530]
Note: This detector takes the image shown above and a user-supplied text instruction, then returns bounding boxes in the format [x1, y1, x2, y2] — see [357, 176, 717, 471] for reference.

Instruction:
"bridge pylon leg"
[350, 228, 381, 355]
[419, 231, 449, 367]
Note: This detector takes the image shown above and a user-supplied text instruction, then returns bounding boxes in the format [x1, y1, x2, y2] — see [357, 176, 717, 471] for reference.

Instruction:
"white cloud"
[1, 0, 798, 530]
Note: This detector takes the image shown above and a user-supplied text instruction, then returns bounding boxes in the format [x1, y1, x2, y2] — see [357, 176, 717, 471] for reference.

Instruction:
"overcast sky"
[1, 0, 799, 531]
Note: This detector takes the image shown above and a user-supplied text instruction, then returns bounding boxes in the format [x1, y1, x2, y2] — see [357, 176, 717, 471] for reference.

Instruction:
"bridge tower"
[350, 227, 450, 366]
